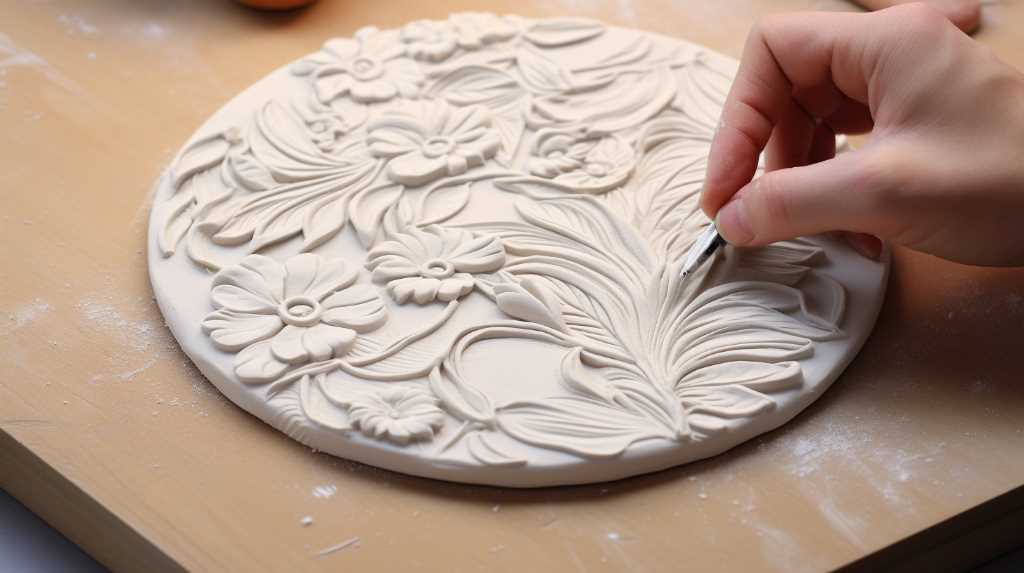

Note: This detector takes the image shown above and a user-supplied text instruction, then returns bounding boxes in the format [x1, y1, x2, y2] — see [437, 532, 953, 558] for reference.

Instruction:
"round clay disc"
[148, 14, 888, 487]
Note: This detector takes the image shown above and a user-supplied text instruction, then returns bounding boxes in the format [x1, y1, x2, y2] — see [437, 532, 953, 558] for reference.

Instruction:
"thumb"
[714, 151, 895, 246]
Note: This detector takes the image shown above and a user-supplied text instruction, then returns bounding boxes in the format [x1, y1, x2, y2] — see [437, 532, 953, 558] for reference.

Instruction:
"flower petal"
[322, 38, 360, 60]
[202, 309, 283, 351]
[211, 285, 276, 314]
[443, 104, 488, 137]
[271, 325, 309, 364]
[447, 234, 506, 273]
[234, 339, 289, 384]
[387, 276, 422, 304]
[407, 226, 445, 260]
[283, 254, 320, 299]
[302, 323, 356, 361]
[212, 254, 285, 306]
[314, 69, 353, 103]
[321, 285, 388, 332]
[412, 277, 442, 304]
[394, 77, 422, 99]
[437, 275, 474, 301]
[365, 250, 421, 282]
[446, 153, 469, 175]
[367, 124, 423, 158]
[351, 79, 398, 103]
[284, 254, 357, 301]
[386, 151, 448, 187]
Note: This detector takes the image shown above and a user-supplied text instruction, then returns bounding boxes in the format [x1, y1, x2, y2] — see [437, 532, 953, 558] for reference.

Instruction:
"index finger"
[700, 10, 881, 216]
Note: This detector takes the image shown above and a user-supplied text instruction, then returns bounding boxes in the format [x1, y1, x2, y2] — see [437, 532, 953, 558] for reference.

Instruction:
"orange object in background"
[235, 0, 317, 10]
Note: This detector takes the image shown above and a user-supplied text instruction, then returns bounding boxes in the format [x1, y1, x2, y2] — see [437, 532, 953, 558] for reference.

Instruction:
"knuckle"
[722, 96, 773, 152]
[895, 2, 949, 31]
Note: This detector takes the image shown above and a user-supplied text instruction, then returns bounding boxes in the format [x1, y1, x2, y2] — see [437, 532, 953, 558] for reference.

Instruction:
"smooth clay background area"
[2, 1, 1024, 572]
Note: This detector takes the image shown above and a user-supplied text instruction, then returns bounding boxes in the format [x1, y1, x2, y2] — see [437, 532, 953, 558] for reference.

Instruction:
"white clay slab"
[147, 13, 887, 487]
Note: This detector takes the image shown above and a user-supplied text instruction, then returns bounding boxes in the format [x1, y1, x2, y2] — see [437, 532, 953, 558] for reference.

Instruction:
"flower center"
[350, 57, 383, 81]
[388, 408, 401, 419]
[584, 162, 610, 177]
[278, 295, 323, 327]
[420, 258, 455, 279]
[421, 136, 456, 158]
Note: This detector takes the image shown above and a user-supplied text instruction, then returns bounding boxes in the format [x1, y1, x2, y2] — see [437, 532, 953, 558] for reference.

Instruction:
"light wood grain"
[2, 1, 1024, 571]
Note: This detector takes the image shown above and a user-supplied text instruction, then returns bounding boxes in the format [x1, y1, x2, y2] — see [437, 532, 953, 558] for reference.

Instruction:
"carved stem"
[347, 300, 460, 366]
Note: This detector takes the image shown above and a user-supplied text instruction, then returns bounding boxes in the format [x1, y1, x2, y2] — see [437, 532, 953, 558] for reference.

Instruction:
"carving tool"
[679, 222, 726, 280]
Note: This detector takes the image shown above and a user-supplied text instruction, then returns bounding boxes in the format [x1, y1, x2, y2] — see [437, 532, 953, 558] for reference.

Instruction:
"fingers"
[852, 0, 981, 34]
[821, 97, 874, 135]
[701, 10, 884, 217]
[714, 151, 894, 246]
[807, 121, 837, 165]
[765, 99, 816, 171]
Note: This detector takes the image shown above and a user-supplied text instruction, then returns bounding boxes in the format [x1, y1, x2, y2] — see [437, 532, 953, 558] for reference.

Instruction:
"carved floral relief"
[154, 14, 854, 472]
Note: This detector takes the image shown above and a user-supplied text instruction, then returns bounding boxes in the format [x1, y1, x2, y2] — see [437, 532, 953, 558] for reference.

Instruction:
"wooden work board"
[2, 1, 1024, 571]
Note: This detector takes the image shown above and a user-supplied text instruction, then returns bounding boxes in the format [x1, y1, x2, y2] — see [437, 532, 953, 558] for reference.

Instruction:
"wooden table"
[2, 1, 1023, 571]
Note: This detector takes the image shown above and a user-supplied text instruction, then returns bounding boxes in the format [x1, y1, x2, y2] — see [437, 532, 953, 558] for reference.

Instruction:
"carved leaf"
[171, 131, 236, 190]
[466, 433, 526, 467]
[426, 65, 525, 111]
[523, 18, 605, 47]
[299, 373, 351, 431]
[573, 35, 653, 74]
[528, 66, 676, 135]
[215, 165, 375, 251]
[678, 385, 774, 419]
[229, 151, 277, 191]
[301, 193, 348, 252]
[672, 56, 734, 133]
[416, 180, 471, 226]
[679, 361, 803, 394]
[429, 366, 495, 424]
[491, 113, 525, 166]
[559, 348, 630, 408]
[663, 280, 840, 382]
[159, 187, 196, 257]
[516, 47, 572, 94]
[473, 193, 655, 359]
[250, 101, 359, 182]
[348, 182, 404, 247]
[494, 277, 566, 331]
[496, 395, 673, 458]
[605, 114, 712, 262]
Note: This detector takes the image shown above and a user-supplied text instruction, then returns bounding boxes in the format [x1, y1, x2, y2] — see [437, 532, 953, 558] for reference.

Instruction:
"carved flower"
[365, 225, 506, 304]
[293, 99, 367, 153]
[366, 101, 502, 187]
[399, 20, 459, 62]
[399, 14, 518, 62]
[202, 254, 388, 384]
[292, 27, 423, 104]
[348, 387, 445, 445]
[528, 129, 635, 193]
[449, 12, 519, 49]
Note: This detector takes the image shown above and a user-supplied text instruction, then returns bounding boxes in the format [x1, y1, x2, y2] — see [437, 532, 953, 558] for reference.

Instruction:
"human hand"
[700, 3, 1024, 266]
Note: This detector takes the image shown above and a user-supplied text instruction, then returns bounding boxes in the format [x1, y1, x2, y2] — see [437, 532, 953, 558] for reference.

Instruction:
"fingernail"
[843, 232, 883, 260]
[715, 196, 754, 246]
